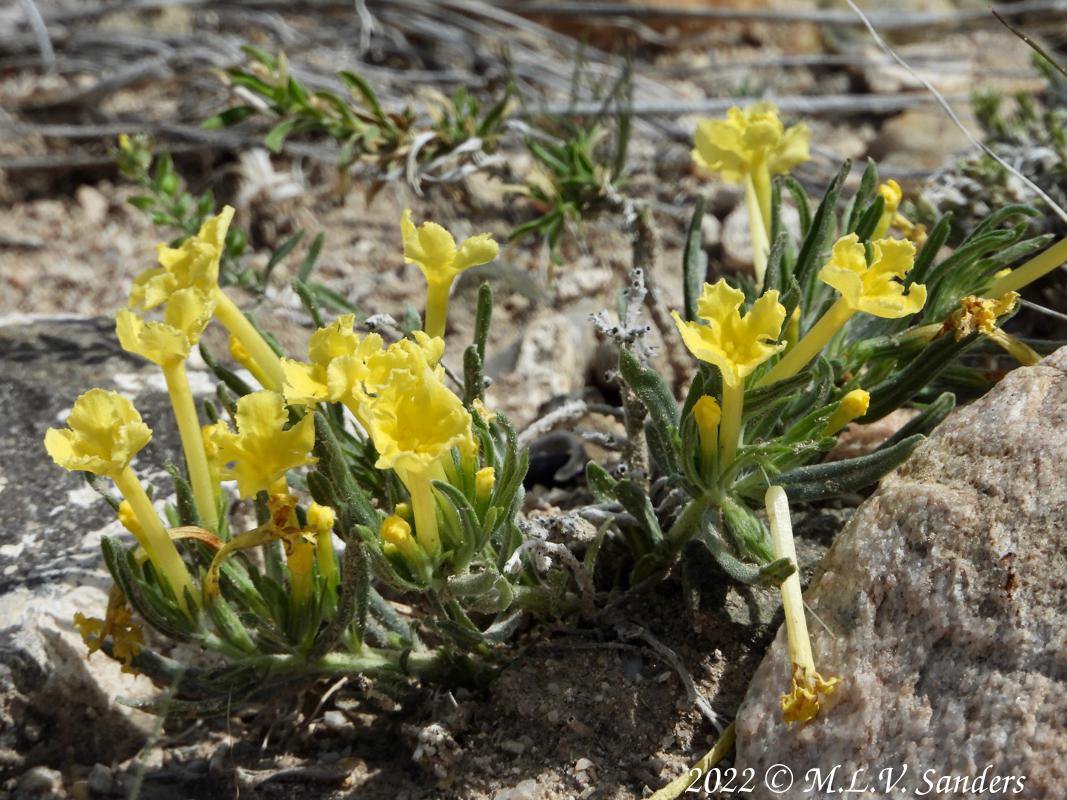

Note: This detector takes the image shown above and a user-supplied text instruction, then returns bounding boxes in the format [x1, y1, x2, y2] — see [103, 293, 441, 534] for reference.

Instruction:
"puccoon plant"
[46, 207, 571, 710]
[594, 102, 1063, 616]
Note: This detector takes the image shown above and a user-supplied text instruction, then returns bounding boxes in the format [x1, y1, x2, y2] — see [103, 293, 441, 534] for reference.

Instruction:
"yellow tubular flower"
[989, 236, 1067, 297]
[366, 368, 474, 554]
[129, 206, 284, 390]
[117, 288, 219, 531]
[765, 486, 840, 724]
[872, 180, 902, 239]
[45, 390, 196, 610]
[692, 395, 721, 477]
[824, 389, 870, 436]
[760, 235, 926, 387]
[307, 502, 338, 591]
[209, 390, 316, 498]
[401, 209, 499, 339]
[672, 280, 786, 466]
[692, 103, 810, 287]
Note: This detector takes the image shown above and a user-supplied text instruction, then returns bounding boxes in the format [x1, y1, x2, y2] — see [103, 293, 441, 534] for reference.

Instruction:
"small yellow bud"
[475, 466, 496, 504]
[824, 389, 870, 435]
[873, 180, 902, 240]
[380, 514, 421, 565]
[692, 395, 721, 471]
[116, 500, 142, 536]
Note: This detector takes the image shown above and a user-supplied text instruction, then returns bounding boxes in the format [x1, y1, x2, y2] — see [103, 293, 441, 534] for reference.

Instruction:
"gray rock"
[735, 348, 1067, 799]
[0, 316, 217, 773]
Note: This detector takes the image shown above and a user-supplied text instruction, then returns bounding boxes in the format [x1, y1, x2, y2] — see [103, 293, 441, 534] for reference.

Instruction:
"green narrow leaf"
[264, 119, 299, 152]
[298, 232, 325, 283]
[861, 333, 977, 422]
[770, 434, 925, 501]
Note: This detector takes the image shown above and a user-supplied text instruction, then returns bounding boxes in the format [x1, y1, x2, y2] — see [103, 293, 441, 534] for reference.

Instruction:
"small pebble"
[322, 710, 350, 733]
[574, 758, 594, 773]
[500, 739, 525, 755]
[17, 766, 62, 795]
[87, 763, 113, 794]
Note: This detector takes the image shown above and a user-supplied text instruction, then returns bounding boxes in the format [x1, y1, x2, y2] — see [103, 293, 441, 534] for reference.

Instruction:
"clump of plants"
[46, 96, 1067, 763]
[205, 46, 513, 188]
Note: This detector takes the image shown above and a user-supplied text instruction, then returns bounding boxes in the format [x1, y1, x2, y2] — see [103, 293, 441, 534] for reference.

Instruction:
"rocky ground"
[2, 2, 1067, 799]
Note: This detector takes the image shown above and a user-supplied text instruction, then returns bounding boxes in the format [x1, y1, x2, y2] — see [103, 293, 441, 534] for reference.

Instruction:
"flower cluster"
[45, 204, 520, 688]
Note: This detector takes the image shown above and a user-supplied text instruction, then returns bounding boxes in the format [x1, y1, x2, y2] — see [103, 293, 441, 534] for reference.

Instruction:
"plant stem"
[765, 486, 812, 671]
[423, 279, 453, 339]
[163, 362, 218, 531]
[113, 466, 197, 613]
[650, 722, 736, 800]
[744, 172, 771, 289]
[719, 381, 745, 467]
[989, 236, 1067, 296]
[401, 466, 441, 554]
[212, 290, 285, 391]
[758, 297, 854, 387]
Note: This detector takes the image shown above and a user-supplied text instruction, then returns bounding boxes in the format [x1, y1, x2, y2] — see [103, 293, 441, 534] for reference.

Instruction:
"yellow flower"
[673, 281, 785, 467]
[402, 209, 499, 286]
[692, 103, 809, 290]
[367, 369, 473, 475]
[366, 367, 473, 552]
[819, 234, 926, 319]
[281, 315, 384, 407]
[672, 280, 786, 388]
[781, 666, 841, 725]
[692, 102, 810, 184]
[116, 288, 214, 366]
[824, 389, 870, 435]
[401, 209, 499, 338]
[308, 502, 338, 589]
[210, 391, 316, 498]
[129, 207, 233, 310]
[759, 236, 926, 387]
[45, 389, 152, 476]
[46, 392, 197, 610]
